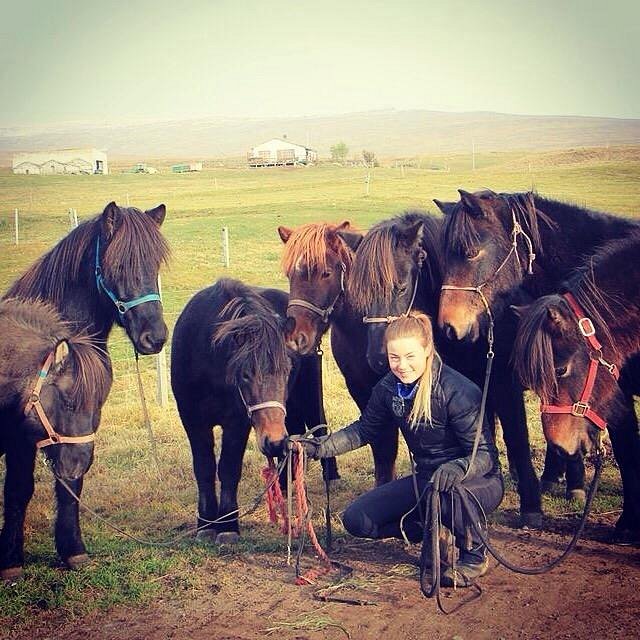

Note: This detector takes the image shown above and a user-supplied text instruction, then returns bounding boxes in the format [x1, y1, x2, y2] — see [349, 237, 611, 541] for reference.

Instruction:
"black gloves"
[287, 436, 329, 460]
[430, 460, 466, 493]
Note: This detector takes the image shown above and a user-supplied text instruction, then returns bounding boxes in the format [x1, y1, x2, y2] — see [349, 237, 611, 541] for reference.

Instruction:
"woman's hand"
[286, 435, 327, 460]
[430, 461, 466, 492]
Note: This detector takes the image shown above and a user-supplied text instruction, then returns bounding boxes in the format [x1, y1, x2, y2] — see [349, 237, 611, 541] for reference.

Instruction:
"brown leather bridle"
[540, 292, 619, 431]
[24, 350, 96, 449]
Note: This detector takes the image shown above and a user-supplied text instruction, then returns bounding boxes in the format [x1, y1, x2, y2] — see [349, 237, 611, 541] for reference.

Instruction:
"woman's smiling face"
[386, 336, 429, 384]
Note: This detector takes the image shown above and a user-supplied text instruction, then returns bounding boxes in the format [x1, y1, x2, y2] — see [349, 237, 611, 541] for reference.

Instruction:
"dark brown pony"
[2, 201, 169, 572]
[278, 222, 394, 485]
[514, 232, 640, 542]
[171, 278, 337, 543]
[0, 299, 111, 579]
[347, 210, 585, 526]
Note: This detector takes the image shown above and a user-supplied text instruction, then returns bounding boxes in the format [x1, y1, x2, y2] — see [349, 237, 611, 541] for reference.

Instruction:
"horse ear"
[101, 201, 121, 238]
[278, 226, 292, 244]
[401, 220, 424, 248]
[458, 190, 485, 218]
[336, 229, 364, 252]
[146, 204, 166, 226]
[433, 199, 456, 215]
[336, 220, 351, 231]
[53, 340, 70, 366]
[510, 304, 531, 320]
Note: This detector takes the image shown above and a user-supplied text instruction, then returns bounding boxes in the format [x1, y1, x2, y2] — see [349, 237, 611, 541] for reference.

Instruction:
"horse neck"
[580, 243, 640, 366]
[6, 222, 115, 343]
[530, 196, 637, 294]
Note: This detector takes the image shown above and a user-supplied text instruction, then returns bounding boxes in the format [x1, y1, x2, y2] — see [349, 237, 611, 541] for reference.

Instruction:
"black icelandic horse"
[346, 210, 580, 527]
[171, 278, 338, 544]
[0, 299, 111, 579]
[514, 231, 640, 543]
[277, 222, 393, 485]
[2, 201, 169, 571]
[436, 189, 640, 541]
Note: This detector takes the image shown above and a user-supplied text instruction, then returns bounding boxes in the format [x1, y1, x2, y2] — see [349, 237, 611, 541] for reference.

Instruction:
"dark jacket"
[322, 360, 501, 481]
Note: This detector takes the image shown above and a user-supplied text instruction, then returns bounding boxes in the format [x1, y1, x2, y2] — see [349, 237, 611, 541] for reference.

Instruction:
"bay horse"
[171, 278, 337, 544]
[514, 231, 640, 543]
[0, 299, 111, 579]
[346, 210, 583, 527]
[3, 201, 169, 567]
[437, 189, 640, 540]
[277, 222, 393, 485]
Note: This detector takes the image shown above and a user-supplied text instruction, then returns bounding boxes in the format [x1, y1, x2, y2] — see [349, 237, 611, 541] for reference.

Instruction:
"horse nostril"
[443, 323, 458, 342]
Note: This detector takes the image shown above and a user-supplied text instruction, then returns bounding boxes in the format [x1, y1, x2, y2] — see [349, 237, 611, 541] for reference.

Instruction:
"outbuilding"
[12, 148, 108, 175]
[248, 138, 316, 167]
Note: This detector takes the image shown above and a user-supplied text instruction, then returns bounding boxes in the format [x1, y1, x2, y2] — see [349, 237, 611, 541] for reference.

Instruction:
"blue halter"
[95, 237, 161, 319]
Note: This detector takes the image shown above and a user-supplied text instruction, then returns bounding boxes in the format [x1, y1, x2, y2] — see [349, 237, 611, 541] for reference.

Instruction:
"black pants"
[342, 473, 504, 564]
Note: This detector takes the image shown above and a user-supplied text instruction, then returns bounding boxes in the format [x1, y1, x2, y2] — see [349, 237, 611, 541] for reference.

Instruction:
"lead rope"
[134, 349, 161, 474]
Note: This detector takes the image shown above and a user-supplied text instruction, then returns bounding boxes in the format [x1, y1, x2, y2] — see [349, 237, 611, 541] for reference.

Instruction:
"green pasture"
[0, 146, 639, 632]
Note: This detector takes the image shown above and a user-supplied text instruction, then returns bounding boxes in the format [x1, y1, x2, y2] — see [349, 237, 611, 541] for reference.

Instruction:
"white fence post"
[155, 274, 169, 407]
[14, 209, 19, 245]
[364, 172, 371, 197]
[221, 227, 230, 267]
[68, 208, 79, 229]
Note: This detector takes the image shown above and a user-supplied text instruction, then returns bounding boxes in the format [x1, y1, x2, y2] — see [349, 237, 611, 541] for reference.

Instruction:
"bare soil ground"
[7, 515, 639, 640]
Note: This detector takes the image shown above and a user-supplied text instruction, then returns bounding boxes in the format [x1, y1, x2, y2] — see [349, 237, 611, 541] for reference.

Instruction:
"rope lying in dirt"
[262, 441, 352, 589]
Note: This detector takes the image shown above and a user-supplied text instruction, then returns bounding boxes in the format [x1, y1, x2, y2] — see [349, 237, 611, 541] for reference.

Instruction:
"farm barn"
[248, 137, 317, 167]
[12, 148, 108, 175]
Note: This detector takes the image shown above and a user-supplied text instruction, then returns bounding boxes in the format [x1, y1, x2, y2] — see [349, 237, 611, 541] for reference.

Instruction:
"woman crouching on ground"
[295, 312, 504, 586]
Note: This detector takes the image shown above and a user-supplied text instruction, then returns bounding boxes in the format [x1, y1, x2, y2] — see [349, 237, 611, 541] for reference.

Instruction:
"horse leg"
[608, 405, 640, 543]
[54, 477, 90, 569]
[0, 441, 36, 580]
[540, 448, 566, 494]
[185, 424, 219, 542]
[215, 421, 251, 544]
[564, 455, 586, 502]
[493, 382, 542, 528]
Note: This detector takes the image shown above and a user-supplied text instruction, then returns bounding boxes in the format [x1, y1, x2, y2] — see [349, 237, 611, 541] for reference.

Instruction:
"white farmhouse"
[12, 148, 108, 175]
[248, 138, 317, 167]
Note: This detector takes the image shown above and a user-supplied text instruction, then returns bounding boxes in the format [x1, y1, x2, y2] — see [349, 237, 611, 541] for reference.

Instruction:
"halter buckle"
[29, 392, 40, 404]
[578, 317, 596, 338]
[571, 401, 590, 417]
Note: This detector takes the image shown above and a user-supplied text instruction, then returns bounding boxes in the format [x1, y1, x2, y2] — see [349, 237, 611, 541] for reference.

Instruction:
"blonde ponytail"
[384, 312, 441, 427]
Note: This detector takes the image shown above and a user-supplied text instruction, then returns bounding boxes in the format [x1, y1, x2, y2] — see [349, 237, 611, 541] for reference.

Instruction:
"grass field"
[1, 145, 639, 632]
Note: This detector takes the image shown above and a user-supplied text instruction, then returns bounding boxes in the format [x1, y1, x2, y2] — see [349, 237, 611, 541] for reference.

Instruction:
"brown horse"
[3, 201, 169, 571]
[0, 299, 111, 579]
[513, 232, 640, 542]
[278, 222, 395, 485]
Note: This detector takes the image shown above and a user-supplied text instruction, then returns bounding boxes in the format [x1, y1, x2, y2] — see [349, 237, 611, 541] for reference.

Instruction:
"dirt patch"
[6, 519, 639, 640]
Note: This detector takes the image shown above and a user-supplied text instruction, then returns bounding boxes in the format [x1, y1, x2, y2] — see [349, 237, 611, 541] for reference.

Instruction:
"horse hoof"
[215, 531, 240, 545]
[0, 566, 23, 582]
[608, 528, 640, 546]
[566, 489, 586, 503]
[65, 554, 90, 570]
[195, 529, 218, 543]
[540, 480, 559, 495]
[520, 512, 543, 529]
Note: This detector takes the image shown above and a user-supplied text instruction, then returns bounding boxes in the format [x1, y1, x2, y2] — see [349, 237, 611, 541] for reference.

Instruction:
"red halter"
[24, 351, 96, 449]
[540, 292, 619, 431]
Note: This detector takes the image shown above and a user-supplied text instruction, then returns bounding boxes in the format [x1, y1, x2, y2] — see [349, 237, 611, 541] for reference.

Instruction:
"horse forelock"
[443, 202, 483, 258]
[66, 336, 111, 410]
[513, 296, 561, 403]
[103, 208, 170, 287]
[348, 222, 401, 313]
[281, 222, 354, 278]
[213, 293, 288, 383]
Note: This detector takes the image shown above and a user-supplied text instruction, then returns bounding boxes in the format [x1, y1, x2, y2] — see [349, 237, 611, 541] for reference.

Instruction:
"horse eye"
[321, 270, 332, 279]
[465, 249, 480, 261]
[555, 366, 568, 378]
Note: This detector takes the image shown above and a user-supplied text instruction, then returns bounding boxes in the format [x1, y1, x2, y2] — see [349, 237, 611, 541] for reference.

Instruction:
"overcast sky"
[1, 0, 638, 126]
